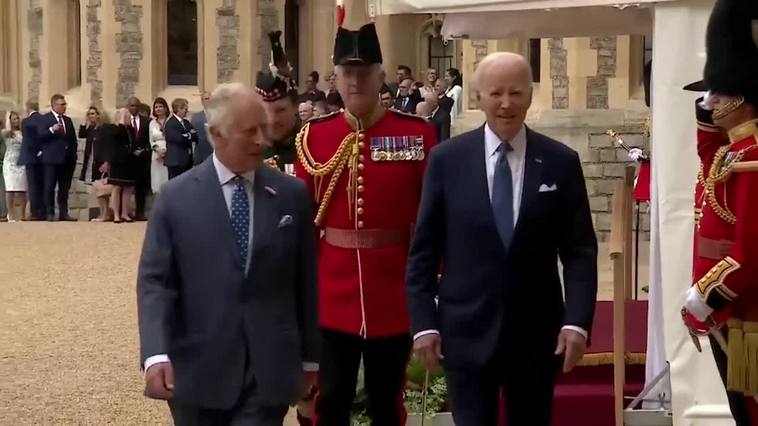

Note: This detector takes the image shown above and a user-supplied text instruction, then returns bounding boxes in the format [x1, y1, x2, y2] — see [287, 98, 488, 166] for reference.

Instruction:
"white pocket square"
[278, 215, 293, 228]
[538, 183, 557, 192]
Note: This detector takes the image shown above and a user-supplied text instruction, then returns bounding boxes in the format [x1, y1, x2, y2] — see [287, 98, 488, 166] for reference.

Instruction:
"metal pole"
[421, 370, 430, 426]
[635, 200, 641, 300]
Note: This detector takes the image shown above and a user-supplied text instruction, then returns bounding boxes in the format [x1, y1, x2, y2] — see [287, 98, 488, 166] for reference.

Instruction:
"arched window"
[428, 36, 454, 77]
[167, 0, 198, 85]
[67, 0, 82, 89]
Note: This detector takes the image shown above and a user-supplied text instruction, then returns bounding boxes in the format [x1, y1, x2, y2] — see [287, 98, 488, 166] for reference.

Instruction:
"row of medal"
[369, 136, 425, 162]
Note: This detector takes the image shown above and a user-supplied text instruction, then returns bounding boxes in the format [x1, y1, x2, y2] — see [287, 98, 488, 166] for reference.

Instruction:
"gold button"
[357, 207, 364, 215]
[357, 185, 365, 193]
[357, 198, 364, 206]
[357, 176, 364, 184]
[357, 221, 364, 228]
[358, 163, 365, 171]
[358, 141, 366, 149]
[358, 154, 365, 162]
[358, 133, 366, 140]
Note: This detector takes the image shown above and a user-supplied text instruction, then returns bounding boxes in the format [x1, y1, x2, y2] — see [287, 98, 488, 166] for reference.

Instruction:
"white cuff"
[413, 329, 440, 341]
[561, 325, 588, 340]
[144, 354, 170, 373]
[302, 362, 319, 372]
[685, 286, 714, 321]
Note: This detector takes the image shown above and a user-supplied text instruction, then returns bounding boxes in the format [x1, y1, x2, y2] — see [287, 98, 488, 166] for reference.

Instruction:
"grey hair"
[471, 52, 533, 93]
[205, 82, 255, 142]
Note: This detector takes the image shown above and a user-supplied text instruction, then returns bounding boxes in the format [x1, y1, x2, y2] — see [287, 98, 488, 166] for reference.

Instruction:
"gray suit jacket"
[191, 111, 213, 165]
[137, 159, 319, 409]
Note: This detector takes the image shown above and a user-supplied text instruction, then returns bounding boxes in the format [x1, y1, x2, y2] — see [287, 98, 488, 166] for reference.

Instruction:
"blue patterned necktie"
[492, 143, 514, 251]
[230, 176, 250, 265]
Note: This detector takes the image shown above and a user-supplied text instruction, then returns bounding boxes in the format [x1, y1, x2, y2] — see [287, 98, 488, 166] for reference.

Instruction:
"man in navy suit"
[36, 94, 78, 221]
[18, 100, 45, 220]
[406, 52, 598, 426]
[164, 98, 198, 179]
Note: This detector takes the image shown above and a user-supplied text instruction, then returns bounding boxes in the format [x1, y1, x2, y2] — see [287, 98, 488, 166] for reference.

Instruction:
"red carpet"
[500, 301, 648, 425]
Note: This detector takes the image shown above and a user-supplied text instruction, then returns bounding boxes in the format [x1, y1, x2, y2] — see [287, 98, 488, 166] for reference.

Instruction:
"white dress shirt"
[413, 123, 588, 342]
[145, 156, 318, 372]
[49, 111, 66, 134]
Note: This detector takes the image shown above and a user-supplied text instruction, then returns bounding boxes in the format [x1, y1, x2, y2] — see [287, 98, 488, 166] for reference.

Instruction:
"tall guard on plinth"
[683, 0, 758, 424]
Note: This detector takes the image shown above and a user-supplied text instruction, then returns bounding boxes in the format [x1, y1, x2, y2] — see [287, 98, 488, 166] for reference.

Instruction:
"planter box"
[406, 412, 454, 426]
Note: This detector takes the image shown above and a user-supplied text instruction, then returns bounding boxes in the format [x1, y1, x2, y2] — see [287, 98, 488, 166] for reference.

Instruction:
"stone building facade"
[0, 0, 650, 235]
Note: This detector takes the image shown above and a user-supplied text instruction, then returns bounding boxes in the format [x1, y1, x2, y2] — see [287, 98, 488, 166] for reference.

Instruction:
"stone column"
[85, 0, 103, 108]
[113, 0, 144, 107]
[216, 0, 240, 84]
[27, 1, 44, 105]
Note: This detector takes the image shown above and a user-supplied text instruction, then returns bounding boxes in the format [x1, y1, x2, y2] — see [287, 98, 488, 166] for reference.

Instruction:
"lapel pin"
[264, 186, 278, 197]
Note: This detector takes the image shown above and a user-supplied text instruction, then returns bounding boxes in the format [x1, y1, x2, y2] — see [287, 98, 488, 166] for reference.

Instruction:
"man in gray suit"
[192, 91, 214, 165]
[137, 82, 319, 425]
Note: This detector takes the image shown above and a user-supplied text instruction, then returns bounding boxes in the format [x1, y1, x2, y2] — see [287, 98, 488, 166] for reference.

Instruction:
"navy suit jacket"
[18, 112, 42, 166]
[36, 112, 78, 165]
[406, 125, 598, 370]
[164, 115, 197, 168]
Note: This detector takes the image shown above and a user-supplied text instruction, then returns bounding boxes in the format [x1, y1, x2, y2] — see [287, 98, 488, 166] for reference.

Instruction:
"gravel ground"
[0, 223, 298, 425]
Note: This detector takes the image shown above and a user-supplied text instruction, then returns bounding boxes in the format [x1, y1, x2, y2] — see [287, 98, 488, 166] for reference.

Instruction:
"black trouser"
[317, 329, 411, 426]
[134, 157, 151, 217]
[42, 164, 61, 218]
[168, 160, 193, 180]
[710, 333, 753, 426]
[25, 164, 45, 219]
[57, 159, 77, 219]
[446, 336, 561, 426]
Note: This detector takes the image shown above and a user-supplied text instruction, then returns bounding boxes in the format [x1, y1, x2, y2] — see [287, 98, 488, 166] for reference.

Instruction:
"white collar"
[484, 123, 527, 158]
[28, 111, 38, 117]
[212, 154, 256, 186]
[52, 111, 63, 119]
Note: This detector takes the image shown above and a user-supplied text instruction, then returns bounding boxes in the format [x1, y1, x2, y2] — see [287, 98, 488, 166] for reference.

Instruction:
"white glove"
[628, 148, 644, 162]
[685, 286, 714, 321]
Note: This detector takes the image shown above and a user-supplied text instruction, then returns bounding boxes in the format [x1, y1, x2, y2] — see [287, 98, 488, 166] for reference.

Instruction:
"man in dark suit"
[422, 91, 453, 143]
[164, 98, 197, 179]
[138, 83, 319, 425]
[127, 97, 152, 221]
[394, 78, 419, 114]
[191, 91, 213, 166]
[18, 100, 45, 220]
[36, 94, 78, 221]
[406, 52, 598, 426]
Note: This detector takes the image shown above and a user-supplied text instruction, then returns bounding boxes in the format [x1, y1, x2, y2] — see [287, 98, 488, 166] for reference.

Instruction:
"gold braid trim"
[695, 256, 740, 300]
[295, 122, 357, 226]
[704, 145, 758, 224]
[726, 319, 758, 395]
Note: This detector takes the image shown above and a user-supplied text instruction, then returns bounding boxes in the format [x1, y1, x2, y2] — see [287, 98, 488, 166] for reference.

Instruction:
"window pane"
[167, 0, 198, 86]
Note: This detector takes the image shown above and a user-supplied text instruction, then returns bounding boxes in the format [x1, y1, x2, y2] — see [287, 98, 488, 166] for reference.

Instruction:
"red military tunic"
[295, 107, 436, 338]
[693, 116, 758, 396]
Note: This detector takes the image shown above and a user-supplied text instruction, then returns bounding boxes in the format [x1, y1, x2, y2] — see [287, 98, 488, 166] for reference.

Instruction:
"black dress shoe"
[47, 215, 56, 222]
[134, 215, 148, 222]
[59, 216, 78, 222]
[28, 216, 45, 222]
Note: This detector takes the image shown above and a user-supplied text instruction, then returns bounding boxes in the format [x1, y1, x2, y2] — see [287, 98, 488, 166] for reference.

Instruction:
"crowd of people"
[0, 64, 462, 223]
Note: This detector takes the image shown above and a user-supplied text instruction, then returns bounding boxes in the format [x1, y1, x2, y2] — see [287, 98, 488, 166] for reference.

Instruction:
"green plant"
[404, 375, 448, 416]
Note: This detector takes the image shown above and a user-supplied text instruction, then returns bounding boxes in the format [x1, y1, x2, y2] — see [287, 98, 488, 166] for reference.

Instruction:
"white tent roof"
[370, 0, 678, 15]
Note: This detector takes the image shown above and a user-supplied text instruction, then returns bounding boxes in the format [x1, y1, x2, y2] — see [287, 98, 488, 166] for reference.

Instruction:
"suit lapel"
[196, 161, 245, 268]
[251, 166, 279, 265]
[516, 127, 544, 231]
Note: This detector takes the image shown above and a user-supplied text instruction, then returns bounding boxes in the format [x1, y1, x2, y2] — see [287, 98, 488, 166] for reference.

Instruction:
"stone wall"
[587, 36, 617, 110]
[27, 1, 43, 104]
[217, 0, 240, 83]
[113, 0, 143, 107]
[257, 0, 279, 70]
[86, 0, 103, 107]
[548, 38, 568, 109]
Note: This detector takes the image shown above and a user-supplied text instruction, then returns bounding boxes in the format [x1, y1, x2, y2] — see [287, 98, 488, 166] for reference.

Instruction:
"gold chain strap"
[295, 122, 358, 226]
[703, 145, 758, 225]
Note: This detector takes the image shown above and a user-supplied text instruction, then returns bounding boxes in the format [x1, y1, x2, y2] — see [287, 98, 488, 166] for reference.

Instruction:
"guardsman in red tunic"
[683, 1, 758, 423]
[295, 22, 436, 425]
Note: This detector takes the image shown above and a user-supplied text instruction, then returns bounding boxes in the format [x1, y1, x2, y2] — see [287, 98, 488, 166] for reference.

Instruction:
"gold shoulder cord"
[704, 144, 758, 225]
[295, 123, 358, 226]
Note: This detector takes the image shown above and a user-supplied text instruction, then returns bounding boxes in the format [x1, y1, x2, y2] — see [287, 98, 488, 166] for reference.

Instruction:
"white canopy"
[370, 0, 678, 15]
[440, 7, 652, 39]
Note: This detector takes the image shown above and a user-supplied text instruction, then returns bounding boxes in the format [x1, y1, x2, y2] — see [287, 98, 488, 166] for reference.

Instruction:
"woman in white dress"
[149, 97, 170, 194]
[444, 67, 463, 126]
[2, 111, 27, 222]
